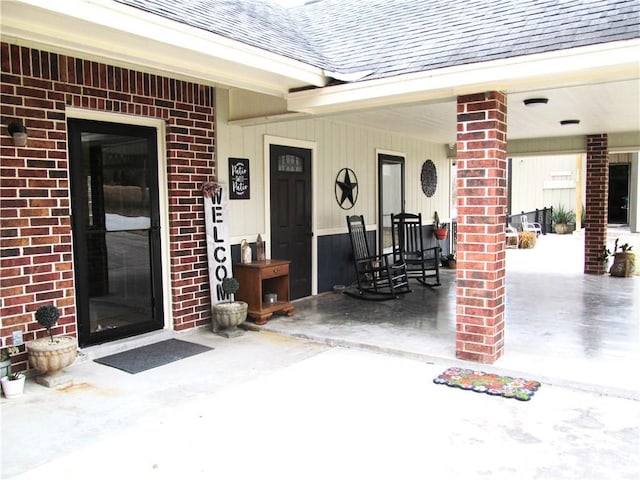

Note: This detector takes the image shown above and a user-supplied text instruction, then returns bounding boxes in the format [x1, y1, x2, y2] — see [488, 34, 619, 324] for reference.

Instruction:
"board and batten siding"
[216, 89, 451, 242]
[510, 154, 583, 216]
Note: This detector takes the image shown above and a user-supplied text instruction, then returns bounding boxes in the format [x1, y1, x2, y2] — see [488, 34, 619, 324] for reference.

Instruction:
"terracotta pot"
[27, 336, 77, 388]
[434, 228, 448, 240]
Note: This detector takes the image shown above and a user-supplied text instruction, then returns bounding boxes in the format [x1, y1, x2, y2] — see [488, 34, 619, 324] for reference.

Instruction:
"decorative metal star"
[335, 168, 358, 210]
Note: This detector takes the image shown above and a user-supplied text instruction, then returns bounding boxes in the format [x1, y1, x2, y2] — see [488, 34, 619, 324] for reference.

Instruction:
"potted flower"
[212, 277, 248, 337]
[552, 205, 576, 234]
[26, 304, 77, 388]
[433, 211, 448, 240]
[609, 239, 636, 277]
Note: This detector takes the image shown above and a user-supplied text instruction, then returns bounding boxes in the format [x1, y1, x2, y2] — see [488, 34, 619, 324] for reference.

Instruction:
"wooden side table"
[233, 260, 294, 325]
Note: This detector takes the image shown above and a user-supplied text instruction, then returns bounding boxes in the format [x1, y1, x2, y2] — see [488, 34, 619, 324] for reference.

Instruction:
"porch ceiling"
[322, 77, 640, 144]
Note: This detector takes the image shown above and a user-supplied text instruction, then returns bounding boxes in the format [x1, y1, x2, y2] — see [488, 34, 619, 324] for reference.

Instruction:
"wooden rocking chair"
[345, 215, 411, 300]
[391, 212, 441, 287]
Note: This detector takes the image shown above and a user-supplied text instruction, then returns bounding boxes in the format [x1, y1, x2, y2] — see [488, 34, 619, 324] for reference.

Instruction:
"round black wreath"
[420, 160, 437, 197]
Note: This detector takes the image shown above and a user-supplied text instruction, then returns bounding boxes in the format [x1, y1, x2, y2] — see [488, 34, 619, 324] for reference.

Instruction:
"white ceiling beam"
[287, 39, 640, 114]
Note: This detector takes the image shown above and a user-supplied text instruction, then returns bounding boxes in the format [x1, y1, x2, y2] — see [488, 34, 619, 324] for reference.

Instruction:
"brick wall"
[584, 134, 609, 274]
[455, 92, 507, 364]
[1, 42, 215, 369]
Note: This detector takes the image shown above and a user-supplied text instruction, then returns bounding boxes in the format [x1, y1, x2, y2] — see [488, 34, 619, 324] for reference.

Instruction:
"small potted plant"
[212, 277, 248, 337]
[1, 371, 26, 399]
[552, 205, 576, 234]
[609, 239, 636, 277]
[445, 252, 457, 269]
[433, 211, 448, 240]
[598, 246, 613, 273]
[26, 304, 77, 388]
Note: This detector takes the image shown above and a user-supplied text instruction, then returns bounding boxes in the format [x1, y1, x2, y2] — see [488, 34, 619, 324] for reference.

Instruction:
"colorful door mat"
[433, 367, 541, 401]
[94, 339, 212, 374]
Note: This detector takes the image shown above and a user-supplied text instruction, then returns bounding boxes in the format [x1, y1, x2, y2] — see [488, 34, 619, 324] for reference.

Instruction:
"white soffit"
[0, 0, 327, 97]
[287, 39, 640, 114]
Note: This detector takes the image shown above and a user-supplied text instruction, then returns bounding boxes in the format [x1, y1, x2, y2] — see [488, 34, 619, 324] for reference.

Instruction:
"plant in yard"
[610, 239, 636, 277]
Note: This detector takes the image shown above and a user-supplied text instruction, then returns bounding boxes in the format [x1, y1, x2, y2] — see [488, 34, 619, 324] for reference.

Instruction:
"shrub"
[35, 304, 60, 342]
[518, 231, 537, 249]
[552, 204, 575, 224]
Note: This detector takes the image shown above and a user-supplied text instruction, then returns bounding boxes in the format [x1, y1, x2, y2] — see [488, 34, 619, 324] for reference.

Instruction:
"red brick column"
[584, 134, 609, 274]
[455, 92, 507, 364]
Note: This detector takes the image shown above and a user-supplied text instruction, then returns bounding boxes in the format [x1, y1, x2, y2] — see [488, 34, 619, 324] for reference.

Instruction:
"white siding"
[216, 89, 451, 240]
[510, 154, 580, 214]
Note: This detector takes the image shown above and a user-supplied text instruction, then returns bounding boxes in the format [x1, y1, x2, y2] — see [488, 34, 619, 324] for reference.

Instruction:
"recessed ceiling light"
[560, 119, 580, 126]
[523, 98, 549, 106]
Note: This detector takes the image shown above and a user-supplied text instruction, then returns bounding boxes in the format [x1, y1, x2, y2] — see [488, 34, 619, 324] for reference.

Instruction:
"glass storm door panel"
[68, 119, 163, 347]
[378, 154, 405, 254]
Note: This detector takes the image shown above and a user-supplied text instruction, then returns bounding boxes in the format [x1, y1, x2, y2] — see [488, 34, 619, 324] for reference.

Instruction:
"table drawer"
[261, 263, 289, 279]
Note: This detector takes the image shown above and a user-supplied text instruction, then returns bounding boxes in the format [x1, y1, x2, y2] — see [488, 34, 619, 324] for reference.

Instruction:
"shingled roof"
[115, 0, 640, 82]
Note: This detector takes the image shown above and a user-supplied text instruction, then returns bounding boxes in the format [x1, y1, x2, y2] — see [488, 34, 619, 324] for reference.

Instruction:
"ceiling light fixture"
[560, 119, 580, 126]
[523, 98, 549, 106]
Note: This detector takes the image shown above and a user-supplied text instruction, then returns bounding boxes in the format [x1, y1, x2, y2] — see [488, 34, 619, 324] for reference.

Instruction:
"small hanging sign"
[228, 157, 250, 199]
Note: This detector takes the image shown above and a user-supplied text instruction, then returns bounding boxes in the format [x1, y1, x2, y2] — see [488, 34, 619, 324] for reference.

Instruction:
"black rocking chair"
[345, 215, 411, 300]
[391, 212, 441, 287]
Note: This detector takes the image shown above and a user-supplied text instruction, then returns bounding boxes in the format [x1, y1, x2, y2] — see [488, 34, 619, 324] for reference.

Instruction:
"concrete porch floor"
[262, 229, 640, 398]
[1, 229, 639, 479]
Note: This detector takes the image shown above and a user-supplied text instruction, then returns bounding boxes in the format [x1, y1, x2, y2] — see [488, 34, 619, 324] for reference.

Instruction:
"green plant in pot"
[552, 204, 575, 234]
[609, 239, 636, 277]
[0, 345, 25, 398]
[212, 277, 248, 338]
[26, 304, 77, 388]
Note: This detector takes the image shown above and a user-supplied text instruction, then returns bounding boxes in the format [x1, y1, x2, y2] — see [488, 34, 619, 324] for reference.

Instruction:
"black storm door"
[68, 119, 164, 347]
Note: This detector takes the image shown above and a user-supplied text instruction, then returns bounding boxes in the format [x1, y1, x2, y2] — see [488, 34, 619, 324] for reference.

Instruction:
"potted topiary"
[433, 211, 448, 240]
[609, 239, 636, 277]
[212, 277, 248, 338]
[26, 304, 77, 388]
[552, 204, 576, 234]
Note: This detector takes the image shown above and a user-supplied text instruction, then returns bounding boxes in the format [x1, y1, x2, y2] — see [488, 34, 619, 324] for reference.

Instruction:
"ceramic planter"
[213, 301, 248, 338]
[610, 252, 636, 277]
[27, 336, 77, 388]
[1, 374, 25, 399]
[554, 223, 569, 234]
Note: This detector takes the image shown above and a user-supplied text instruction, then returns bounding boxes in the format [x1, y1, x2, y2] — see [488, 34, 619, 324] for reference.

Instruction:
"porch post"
[455, 92, 507, 364]
[584, 134, 609, 274]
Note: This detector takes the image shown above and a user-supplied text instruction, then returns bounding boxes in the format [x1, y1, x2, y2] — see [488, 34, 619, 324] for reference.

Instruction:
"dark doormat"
[94, 339, 213, 374]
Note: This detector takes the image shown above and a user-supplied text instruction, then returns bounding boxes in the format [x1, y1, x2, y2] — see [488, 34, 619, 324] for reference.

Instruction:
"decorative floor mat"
[434, 367, 541, 401]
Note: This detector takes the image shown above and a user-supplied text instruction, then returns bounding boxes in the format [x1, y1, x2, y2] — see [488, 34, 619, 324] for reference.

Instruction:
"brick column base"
[584, 134, 609, 274]
[455, 92, 507, 364]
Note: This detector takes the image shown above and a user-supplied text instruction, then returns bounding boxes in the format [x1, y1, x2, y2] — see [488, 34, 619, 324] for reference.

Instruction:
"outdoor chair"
[520, 215, 542, 237]
[506, 224, 519, 248]
[345, 215, 411, 300]
[391, 212, 441, 287]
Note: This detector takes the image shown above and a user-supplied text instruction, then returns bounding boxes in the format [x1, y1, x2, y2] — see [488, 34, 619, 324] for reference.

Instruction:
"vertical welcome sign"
[202, 182, 232, 306]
